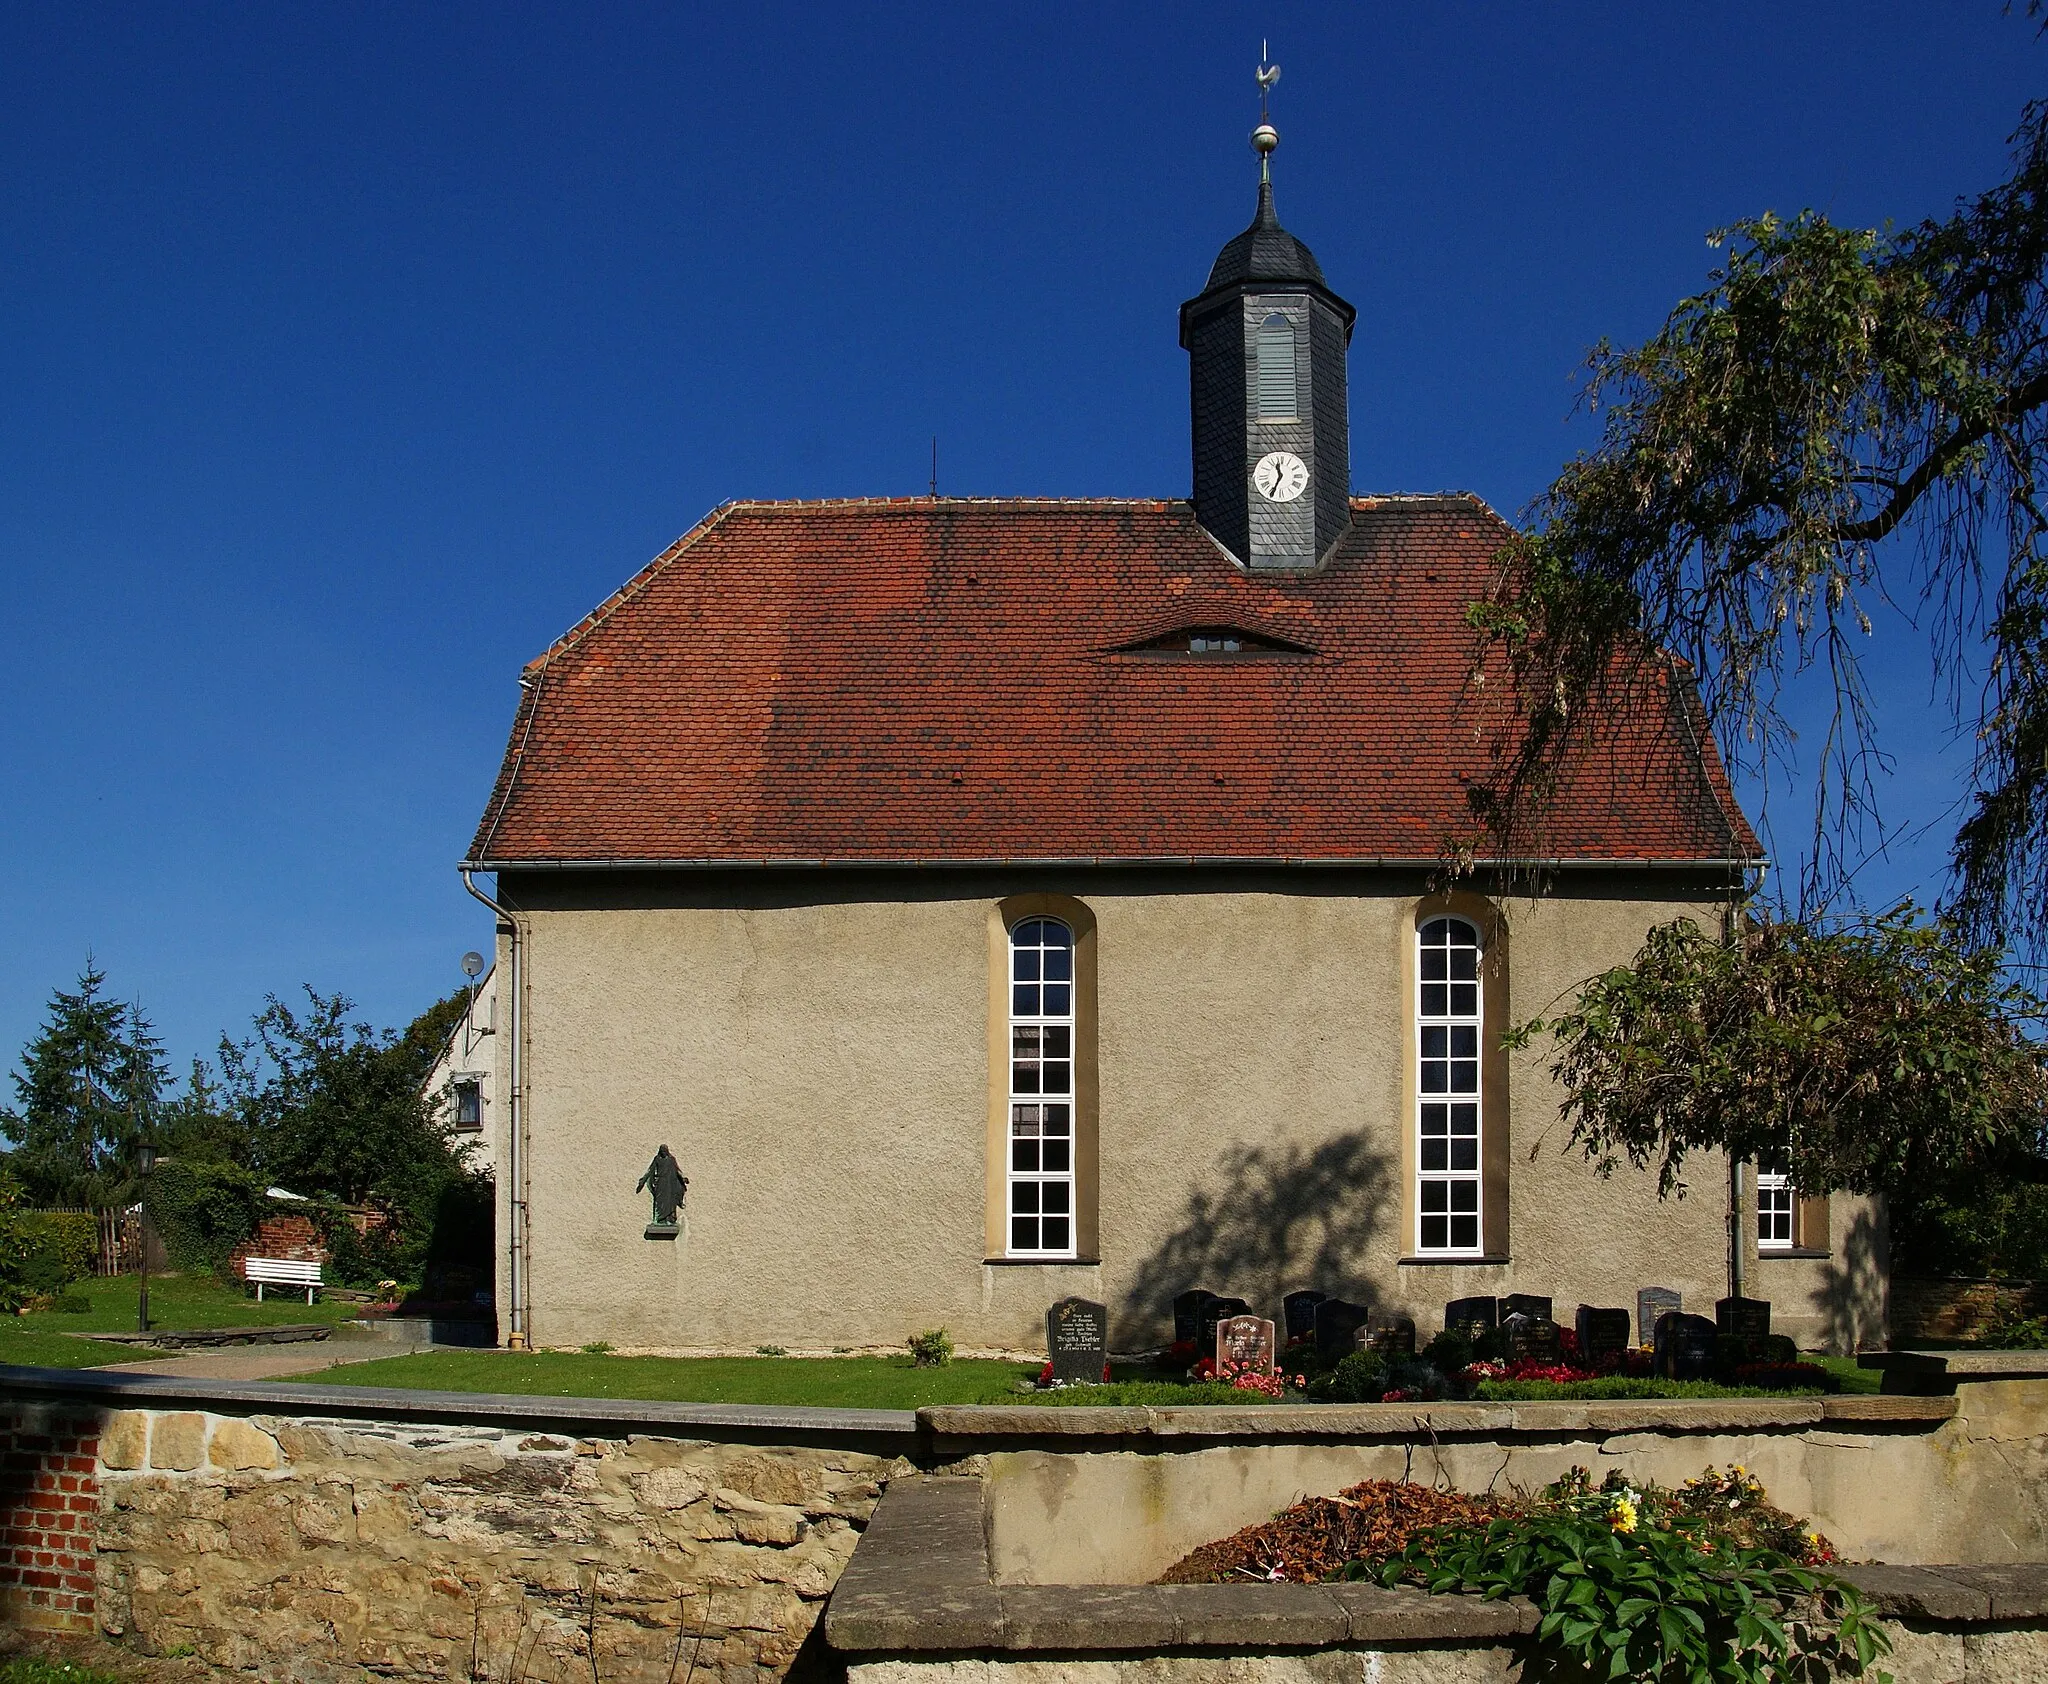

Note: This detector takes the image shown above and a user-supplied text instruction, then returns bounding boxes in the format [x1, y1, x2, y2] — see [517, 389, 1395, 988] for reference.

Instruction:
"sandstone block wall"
[87, 1405, 907, 1683]
[0, 1397, 101, 1635]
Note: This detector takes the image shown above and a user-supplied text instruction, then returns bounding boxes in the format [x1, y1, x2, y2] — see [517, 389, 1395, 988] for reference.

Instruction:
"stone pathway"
[94, 1338, 431, 1382]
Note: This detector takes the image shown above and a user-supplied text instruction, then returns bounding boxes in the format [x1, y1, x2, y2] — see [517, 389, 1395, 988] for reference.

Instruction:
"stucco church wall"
[493, 869, 1876, 1355]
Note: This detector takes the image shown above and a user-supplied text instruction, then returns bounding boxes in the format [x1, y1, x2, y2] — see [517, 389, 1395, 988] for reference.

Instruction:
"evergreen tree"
[1, 960, 169, 1206]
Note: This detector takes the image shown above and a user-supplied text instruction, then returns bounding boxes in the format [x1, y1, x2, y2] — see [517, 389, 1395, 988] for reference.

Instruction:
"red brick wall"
[0, 1400, 102, 1634]
[226, 1211, 329, 1282]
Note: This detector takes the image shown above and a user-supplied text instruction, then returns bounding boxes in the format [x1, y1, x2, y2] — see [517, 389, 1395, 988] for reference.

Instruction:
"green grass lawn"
[1807, 1353, 1883, 1394]
[295, 1349, 1043, 1407]
[0, 1271, 364, 1369]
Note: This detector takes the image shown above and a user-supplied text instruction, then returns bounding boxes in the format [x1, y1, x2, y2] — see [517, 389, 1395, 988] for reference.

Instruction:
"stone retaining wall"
[94, 1407, 906, 1681]
[1890, 1274, 2046, 1342]
[829, 1476, 2048, 1684]
[0, 1368, 921, 1683]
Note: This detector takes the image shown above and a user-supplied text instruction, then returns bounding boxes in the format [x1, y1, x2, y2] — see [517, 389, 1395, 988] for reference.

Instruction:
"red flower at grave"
[1038, 1361, 1054, 1384]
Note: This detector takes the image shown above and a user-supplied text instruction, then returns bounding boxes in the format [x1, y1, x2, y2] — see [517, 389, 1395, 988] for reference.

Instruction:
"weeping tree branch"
[1469, 97, 2048, 956]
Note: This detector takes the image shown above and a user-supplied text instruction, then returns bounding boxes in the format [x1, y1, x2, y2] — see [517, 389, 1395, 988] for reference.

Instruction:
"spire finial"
[1252, 44, 1280, 185]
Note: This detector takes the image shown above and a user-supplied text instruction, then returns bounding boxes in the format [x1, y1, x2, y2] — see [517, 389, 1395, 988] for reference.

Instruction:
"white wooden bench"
[244, 1256, 323, 1303]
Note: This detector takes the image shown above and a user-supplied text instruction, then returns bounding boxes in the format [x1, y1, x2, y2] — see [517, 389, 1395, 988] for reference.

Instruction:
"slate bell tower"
[1181, 68, 1355, 570]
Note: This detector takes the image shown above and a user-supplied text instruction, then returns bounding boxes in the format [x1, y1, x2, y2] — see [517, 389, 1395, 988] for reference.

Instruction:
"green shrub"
[149, 1159, 264, 1270]
[1309, 1349, 1386, 1402]
[1475, 1376, 1823, 1401]
[1979, 1302, 2048, 1349]
[1031, 1380, 1259, 1406]
[15, 1211, 97, 1294]
[51, 1291, 93, 1313]
[1361, 1466, 1888, 1683]
[907, 1327, 953, 1367]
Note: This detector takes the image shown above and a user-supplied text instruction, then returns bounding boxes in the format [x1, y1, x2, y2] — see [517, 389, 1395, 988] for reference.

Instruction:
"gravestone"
[1216, 1314, 1277, 1376]
[1654, 1311, 1719, 1381]
[1198, 1296, 1252, 1356]
[1575, 1305, 1632, 1367]
[1174, 1290, 1219, 1348]
[1444, 1295, 1497, 1332]
[1368, 1313, 1416, 1358]
[1716, 1296, 1771, 1339]
[1313, 1298, 1372, 1361]
[1501, 1293, 1553, 1324]
[1282, 1290, 1329, 1345]
[1637, 1287, 1681, 1348]
[1501, 1312, 1563, 1364]
[1045, 1296, 1109, 1386]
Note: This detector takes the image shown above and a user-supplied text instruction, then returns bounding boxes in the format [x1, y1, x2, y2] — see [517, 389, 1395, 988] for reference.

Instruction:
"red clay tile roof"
[467, 494, 1761, 868]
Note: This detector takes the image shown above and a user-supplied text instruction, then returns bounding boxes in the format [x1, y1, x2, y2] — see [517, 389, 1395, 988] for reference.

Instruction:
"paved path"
[95, 1340, 430, 1382]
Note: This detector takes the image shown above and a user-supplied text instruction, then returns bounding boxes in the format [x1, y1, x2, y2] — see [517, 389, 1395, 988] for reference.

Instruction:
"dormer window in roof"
[1112, 624, 1314, 658]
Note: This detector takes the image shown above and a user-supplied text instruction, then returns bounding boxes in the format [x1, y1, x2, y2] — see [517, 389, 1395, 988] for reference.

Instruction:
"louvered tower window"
[1255, 313, 1298, 420]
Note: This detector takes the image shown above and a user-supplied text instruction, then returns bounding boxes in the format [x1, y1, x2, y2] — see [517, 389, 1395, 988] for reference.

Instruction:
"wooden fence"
[23, 1208, 155, 1277]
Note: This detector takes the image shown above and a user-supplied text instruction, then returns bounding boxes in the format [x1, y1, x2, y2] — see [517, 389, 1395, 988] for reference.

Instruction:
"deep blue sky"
[1, 3, 2038, 1075]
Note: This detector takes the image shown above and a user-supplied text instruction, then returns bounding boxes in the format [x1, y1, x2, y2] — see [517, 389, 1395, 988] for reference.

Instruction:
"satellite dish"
[461, 951, 486, 979]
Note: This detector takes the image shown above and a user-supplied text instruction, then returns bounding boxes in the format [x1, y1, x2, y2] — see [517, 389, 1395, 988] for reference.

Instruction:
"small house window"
[454, 1080, 482, 1130]
[1416, 917, 1483, 1254]
[1757, 1156, 1794, 1250]
[1008, 917, 1075, 1257]
[1256, 313, 1298, 420]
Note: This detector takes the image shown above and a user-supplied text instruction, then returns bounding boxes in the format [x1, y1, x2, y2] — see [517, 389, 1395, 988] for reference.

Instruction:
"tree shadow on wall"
[1811, 1201, 1888, 1355]
[1120, 1131, 1396, 1343]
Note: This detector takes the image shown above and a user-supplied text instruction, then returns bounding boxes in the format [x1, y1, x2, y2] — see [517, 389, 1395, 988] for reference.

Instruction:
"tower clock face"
[1253, 451, 1309, 503]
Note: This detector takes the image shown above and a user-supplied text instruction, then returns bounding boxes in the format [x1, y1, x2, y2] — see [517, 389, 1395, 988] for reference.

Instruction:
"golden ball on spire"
[1251, 123, 1279, 156]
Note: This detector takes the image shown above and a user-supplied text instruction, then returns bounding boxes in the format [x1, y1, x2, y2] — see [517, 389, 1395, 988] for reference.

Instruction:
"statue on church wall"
[637, 1144, 689, 1237]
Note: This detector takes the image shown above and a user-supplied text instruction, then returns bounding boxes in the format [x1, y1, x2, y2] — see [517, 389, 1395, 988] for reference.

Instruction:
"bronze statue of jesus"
[636, 1144, 689, 1229]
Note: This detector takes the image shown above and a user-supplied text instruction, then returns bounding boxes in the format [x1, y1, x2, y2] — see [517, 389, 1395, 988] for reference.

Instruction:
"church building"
[462, 122, 1883, 1357]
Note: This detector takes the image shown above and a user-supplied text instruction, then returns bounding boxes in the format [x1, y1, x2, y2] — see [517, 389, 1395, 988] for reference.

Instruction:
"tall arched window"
[1256, 312, 1298, 420]
[1008, 917, 1075, 1257]
[1417, 916, 1483, 1254]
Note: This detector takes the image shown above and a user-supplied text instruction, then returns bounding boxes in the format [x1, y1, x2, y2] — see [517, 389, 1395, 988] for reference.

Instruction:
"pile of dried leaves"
[1156, 1466, 1842, 1585]
[1156, 1480, 1515, 1584]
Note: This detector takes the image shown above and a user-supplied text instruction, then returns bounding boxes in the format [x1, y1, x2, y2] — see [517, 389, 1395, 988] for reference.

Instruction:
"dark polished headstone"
[1575, 1305, 1632, 1366]
[1282, 1290, 1330, 1344]
[1444, 1295, 1497, 1332]
[1368, 1313, 1416, 1358]
[1045, 1296, 1109, 1386]
[1501, 1312, 1563, 1364]
[1174, 1290, 1219, 1347]
[1198, 1296, 1252, 1356]
[1637, 1288, 1682, 1348]
[1716, 1296, 1771, 1339]
[1216, 1314, 1277, 1376]
[1501, 1293, 1553, 1324]
[1313, 1297, 1372, 1361]
[1654, 1311, 1719, 1381]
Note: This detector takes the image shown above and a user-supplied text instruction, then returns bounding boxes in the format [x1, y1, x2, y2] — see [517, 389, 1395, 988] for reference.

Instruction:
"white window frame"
[1415, 916, 1484, 1256]
[1757, 1157, 1795, 1251]
[1007, 917, 1077, 1259]
[452, 1076, 484, 1131]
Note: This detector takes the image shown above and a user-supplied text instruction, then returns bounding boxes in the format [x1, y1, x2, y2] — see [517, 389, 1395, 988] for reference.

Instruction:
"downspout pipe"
[462, 867, 528, 1350]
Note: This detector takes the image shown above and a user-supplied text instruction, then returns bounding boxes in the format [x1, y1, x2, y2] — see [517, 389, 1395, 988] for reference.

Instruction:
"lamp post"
[136, 1144, 156, 1333]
